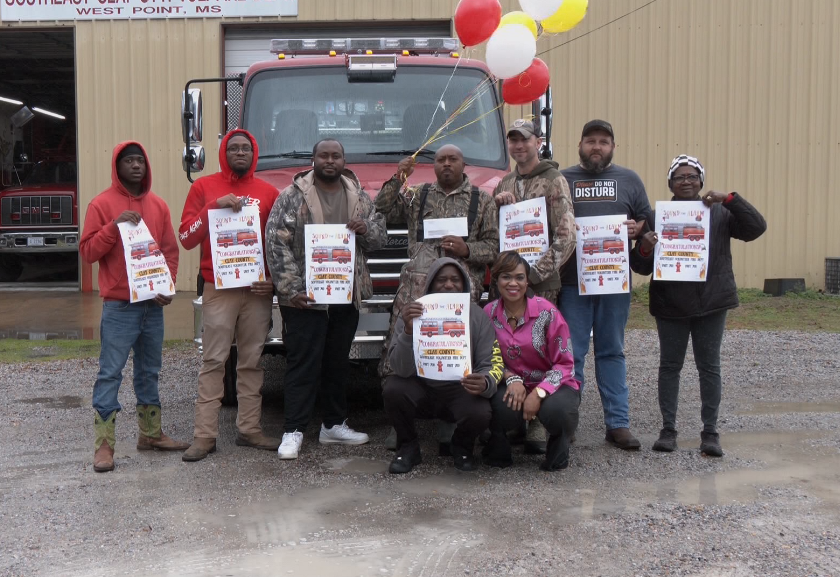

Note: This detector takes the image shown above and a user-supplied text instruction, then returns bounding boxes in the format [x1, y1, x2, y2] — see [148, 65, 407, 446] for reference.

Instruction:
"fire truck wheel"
[221, 347, 238, 406]
[0, 255, 23, 282]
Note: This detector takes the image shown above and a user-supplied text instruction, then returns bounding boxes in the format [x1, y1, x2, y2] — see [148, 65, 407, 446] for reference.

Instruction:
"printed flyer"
[654, 201, 710, 282]
[574, 215, 630, 295]
[412, 292, 472, 381]
[117, 219, 175, 303]
[499, 197, 549, 266]
[208, 204, 266, 289]
[305, 224, 356, 304]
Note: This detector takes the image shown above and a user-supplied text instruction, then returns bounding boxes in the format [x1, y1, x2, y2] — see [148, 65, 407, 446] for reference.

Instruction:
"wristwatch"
[535, 387, 547, 400]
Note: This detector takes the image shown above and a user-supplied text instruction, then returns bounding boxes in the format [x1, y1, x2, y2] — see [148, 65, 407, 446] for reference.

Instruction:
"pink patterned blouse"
[483, 296, 580, 395]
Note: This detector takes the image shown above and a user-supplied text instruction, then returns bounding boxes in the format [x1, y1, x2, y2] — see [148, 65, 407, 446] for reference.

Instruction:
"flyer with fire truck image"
[208, 204, 266, 289]
[412, 292, 472, 381]
[499, 197, 549, 266]
[117, 219, 175, 303]
[305, 224, 356, 304]
[653, 201, 710, 282]
[574, 215, 630, 296]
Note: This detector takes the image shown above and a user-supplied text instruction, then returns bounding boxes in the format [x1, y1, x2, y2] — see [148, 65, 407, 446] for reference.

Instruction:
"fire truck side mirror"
[182, 88, 203, 144]
[182, 145, 205, 173]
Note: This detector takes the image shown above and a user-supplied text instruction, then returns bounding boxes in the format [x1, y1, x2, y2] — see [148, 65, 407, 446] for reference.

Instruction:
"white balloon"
[519, 0, 564, 21]
[485, 24, 537, 79]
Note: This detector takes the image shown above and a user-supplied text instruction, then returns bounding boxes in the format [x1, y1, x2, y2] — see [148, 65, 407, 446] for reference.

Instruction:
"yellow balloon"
[542, 0, 588, 34]
[499, 11, 539, 40]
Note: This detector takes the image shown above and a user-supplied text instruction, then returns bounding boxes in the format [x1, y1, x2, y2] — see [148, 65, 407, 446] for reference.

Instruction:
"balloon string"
[411, 76, 497, 160]
[423, 53, 463, 144]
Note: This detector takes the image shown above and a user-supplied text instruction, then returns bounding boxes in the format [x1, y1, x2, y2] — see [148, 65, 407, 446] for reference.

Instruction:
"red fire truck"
[661, 224, 705, 241]
[312, 247, 352, 264]
[130, 241, 161, 260]
[217, 229, 258, 248]
[0, 159, 78, 282]
[183, 36, 552, 403]
[582, 238, 625, 255]
[505, 220, 544, 239]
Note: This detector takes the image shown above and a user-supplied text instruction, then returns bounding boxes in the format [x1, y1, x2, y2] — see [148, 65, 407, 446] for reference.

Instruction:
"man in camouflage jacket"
[265, 139, 387, 459]
[375, 144, 499, 380]
[494, 119, 576, 303]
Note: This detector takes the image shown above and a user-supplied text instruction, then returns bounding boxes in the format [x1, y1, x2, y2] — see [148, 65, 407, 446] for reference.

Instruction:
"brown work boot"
[93, 440, 115, 472]
[93, 411, 116, 473]
[605, 427, 641, 451]
[137, 432, 190, 451]
[235, 431, 281, 451]
[182, 438, 217, 462]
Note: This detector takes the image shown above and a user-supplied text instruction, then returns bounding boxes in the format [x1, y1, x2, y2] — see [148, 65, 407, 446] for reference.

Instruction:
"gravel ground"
[1, 329, 839, 577]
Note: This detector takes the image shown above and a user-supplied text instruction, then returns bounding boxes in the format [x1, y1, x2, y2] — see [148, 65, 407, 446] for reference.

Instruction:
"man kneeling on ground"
[383, 257, 504, 474]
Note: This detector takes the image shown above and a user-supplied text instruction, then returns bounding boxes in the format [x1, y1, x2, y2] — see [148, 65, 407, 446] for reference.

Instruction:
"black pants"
[656, 310, 727, 433]
[280, 305, 359, 432]
[488, 384, 580, 458]
[382, 375, 491, 452]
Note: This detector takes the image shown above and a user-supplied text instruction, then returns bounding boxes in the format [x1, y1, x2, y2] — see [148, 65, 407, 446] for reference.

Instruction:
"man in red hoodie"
[179, 130, 280, 461]
[80, 141, 188, 473]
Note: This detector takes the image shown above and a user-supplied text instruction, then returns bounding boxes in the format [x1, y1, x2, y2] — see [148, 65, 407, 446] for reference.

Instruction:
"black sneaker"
[700, 431, 724, 457]
[451, 443, 478, 472]
[389, 441, 422, 474]
[652, 428, 678, 452]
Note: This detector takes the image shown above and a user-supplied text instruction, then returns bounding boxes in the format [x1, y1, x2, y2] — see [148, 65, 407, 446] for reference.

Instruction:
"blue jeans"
[92, 300, 164, 419]
[558, 285, 631, 430]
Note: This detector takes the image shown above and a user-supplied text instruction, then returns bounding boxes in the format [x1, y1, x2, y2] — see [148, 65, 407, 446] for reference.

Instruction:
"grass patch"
[0, 339, 192, 364]
[628, 287, 840, 332]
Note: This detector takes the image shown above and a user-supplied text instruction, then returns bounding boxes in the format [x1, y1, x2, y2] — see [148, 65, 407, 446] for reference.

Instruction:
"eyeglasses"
[226, 146, 253, 154]
[671, 174, 701, 183]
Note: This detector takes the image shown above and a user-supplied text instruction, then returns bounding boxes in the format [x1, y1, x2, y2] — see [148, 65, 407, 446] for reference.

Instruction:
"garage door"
[224, 22, 453, 76]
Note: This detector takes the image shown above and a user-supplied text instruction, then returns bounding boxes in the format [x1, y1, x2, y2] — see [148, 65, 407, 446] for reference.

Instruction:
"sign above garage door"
[1, 0, 297, 21]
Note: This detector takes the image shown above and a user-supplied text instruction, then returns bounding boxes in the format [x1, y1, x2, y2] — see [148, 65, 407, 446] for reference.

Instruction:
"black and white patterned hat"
[668, 154, 705, 187]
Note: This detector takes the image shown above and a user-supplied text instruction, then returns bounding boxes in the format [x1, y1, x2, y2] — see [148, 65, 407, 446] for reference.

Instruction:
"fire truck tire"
[222, 347, 238, 406]
[0, 255, 23, 282]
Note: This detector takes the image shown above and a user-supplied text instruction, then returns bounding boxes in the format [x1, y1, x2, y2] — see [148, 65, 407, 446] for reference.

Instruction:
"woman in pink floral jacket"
[482, 251, 581, 471]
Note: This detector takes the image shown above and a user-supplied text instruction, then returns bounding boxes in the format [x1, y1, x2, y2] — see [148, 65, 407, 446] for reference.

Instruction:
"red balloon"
[502, 58, 550, 105]
[454, 0, 503, 47]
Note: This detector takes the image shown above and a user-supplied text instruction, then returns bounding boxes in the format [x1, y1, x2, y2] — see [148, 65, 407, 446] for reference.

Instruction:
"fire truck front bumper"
[0, 231, 79, 253]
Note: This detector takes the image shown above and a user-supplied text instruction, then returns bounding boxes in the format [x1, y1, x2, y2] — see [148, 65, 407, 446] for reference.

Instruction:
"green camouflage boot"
[93, 411, 116, 473]
[136, 405, 189, 451]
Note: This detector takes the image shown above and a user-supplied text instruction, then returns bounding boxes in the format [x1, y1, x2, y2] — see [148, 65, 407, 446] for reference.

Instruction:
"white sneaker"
[278, 431, 304, 459]
[319, 421, 370, 445]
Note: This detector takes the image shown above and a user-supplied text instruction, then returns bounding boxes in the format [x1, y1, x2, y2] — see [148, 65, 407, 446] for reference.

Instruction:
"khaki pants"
[194, 283, 272, 439]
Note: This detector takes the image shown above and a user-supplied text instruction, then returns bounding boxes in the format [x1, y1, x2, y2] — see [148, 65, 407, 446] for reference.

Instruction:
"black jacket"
[630, 193, 767, 319]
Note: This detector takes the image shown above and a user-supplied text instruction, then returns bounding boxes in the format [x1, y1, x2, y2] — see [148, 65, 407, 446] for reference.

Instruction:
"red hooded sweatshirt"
[80, 141, 179, 301]
[179, 129, 279, 283]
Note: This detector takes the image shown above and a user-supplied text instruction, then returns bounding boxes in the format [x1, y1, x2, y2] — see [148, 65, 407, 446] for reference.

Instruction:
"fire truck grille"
[1, 196, 73, 226]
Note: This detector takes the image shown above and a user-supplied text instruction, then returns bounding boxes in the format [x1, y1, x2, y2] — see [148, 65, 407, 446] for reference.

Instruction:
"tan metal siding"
[72, 18, 223, 290]
[3, 0, 839, 290]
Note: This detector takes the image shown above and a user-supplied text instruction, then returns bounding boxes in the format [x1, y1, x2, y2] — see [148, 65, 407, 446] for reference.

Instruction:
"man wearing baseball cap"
[559, 120, 652, 451]
[493, 118, 577, 454]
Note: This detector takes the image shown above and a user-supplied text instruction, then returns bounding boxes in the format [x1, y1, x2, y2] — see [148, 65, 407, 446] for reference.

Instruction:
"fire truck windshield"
[22, 161, 77, 186]
[243, 65, 507, 171]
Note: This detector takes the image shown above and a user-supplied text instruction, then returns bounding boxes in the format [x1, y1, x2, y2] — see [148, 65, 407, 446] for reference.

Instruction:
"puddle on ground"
[738, 401, 840, 415]
[547, 428, 840, 524]
[322, 457, 390, 475]
[15, 395, 84, 409]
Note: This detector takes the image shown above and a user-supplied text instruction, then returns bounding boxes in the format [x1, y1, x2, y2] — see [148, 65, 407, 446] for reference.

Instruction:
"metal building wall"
[4, 0, 839, 291]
